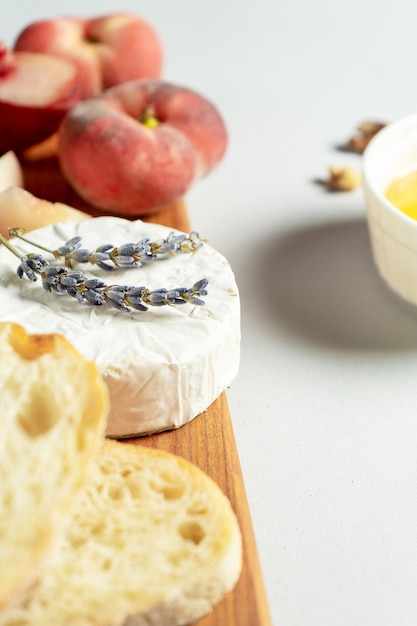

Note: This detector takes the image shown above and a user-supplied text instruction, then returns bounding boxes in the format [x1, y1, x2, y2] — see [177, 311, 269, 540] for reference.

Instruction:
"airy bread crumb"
[0, 322, 108, 615]
[2, 441, 242, 626]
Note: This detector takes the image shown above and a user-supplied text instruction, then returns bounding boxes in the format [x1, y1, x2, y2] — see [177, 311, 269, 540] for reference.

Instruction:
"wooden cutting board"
[22, 155, 272, 626]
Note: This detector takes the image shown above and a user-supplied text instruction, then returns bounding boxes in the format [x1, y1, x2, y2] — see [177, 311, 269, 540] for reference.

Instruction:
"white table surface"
[5, 1, 417, 624]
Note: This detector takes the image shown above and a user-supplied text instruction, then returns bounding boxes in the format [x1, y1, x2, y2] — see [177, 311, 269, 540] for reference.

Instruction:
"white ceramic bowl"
[363, 111, 417, 306]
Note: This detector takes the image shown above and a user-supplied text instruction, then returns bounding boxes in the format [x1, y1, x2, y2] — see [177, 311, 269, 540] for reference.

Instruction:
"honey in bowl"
[386, 169, 417, 219]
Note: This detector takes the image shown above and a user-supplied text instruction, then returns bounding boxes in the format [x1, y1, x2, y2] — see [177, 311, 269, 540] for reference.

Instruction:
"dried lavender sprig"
[40, 265, 209, 312]
[0, 234, 208, 313]
[8, 228, 204, 271]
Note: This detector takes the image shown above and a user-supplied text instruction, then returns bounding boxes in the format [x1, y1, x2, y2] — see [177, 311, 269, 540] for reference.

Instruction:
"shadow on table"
[258, 216, 417, 351]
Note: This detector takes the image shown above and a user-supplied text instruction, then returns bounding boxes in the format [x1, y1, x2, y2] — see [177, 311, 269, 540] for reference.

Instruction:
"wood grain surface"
[22, 156, 272, 626]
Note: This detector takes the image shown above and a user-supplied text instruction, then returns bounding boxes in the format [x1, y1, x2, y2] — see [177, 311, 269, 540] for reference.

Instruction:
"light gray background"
[5, 2, 417, 624]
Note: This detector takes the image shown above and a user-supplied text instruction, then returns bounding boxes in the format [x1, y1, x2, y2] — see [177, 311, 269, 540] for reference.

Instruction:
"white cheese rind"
[0, 217, 240, 437]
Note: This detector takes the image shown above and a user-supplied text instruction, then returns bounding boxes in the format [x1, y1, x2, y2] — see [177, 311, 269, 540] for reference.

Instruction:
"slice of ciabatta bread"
[3, 440, 242, 626]
[0, 322, 108, 614]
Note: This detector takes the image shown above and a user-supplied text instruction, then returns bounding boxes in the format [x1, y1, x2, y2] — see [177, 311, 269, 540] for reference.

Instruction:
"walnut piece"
[327, 165, 362, 191]
[347, 121, 386, 154]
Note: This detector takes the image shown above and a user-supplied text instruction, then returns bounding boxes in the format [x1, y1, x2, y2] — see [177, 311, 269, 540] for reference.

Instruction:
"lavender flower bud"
[125, 287, 148, 311]
[105, 286, 130, 312]
[166, 289, 187, 305]
[42, 266, 67, 291]
[60, 271, 84, 287]
[84, 278, 106, 290]
[84, 289, 105, 306]
[192, 278, 209, 294]
[17, 253, 48, 281]
[112, 255, 140, 268]
[117, 243, 137, 256]
[186, 295, 206, 306]
[56, 236, 82, 256]
[145, 289, 168, 306]
[167, 232, 187, 245]
[69, 248, 91, 263]
[95, 243, 114, 253]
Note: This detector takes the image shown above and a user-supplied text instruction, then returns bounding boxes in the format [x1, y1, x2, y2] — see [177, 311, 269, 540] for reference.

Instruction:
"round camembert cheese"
[0, 217, 240, 437]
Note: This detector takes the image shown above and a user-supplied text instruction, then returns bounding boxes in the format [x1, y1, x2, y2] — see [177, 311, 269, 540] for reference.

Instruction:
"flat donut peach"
[57, 79, 228, 216]
[14, 13, 163, 98]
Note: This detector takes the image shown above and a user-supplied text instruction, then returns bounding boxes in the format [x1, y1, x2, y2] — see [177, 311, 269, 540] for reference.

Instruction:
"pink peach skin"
[57, 79, 228, 216]
[0, 45, 83, 154]
[14, 13, 163, 98]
